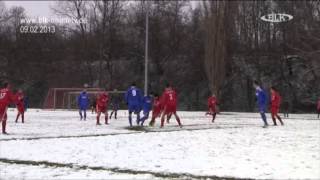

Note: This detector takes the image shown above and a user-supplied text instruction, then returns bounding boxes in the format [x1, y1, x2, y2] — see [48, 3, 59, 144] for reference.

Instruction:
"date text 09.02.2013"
[20, 25, 55, 34]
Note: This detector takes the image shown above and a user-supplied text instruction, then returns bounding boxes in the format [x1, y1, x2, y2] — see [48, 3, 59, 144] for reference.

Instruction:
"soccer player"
[0, 82, 16, 134]
[270, 87, 284, 126]
[77, 89, 89, 120]
[253, 81, 268, 128]
[15, 89, 25, 123]
[317, 98, 320, 119]
[96, 89, 109, 125]
[282, 101, 289, 118]
[139, 92, 153, 126]
[149, 93, 163, 127]
[125, 83, 142, 127]
[109, 89, 121, 120]
[206, 94, 218, 123]
[160, 83, 182, 128]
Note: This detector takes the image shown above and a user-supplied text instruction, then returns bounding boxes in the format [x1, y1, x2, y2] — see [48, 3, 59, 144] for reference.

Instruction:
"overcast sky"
[3, 1, 199, 18]
[4, 1, 57, 17]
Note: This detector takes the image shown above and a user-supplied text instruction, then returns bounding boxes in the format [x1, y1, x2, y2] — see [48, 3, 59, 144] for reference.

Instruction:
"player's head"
[1, 81, 10, 89]
[154, 93, 159, 98]
[212, 93, 215, 97]
[270, 86, 277, 93]
[18, 89, 23, 93]
[166, 82, 172, 89]
[131, 82, 136, 87]
[253, 80, 260, 89]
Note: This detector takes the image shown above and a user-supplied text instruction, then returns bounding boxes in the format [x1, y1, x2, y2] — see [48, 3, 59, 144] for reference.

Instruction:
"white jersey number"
[132, 90, 137, 96]
[0, 92, 6, 99]
[169, 94, 173, 101]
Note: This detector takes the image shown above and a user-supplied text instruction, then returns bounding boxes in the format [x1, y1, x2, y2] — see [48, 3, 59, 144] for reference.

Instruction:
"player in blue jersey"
[253, 81, 268, 128]
[77, 89, 90, 120]
[139, 92, 153, 126]
[125, 83, 142, 127]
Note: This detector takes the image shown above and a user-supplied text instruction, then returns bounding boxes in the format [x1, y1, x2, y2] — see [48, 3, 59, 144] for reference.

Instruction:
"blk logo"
[260, 13, 293, 23]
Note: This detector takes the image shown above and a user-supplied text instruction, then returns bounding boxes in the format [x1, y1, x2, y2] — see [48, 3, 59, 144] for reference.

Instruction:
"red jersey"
[0, 88, 15, 108]
[207, 96, 217, 113]
[15, 92, 24, 106]
[208, 96, 217, 108]
[317, 100, 320, 110]
[161, 88, 177, 106]
[152, 97, 162, 114]
[97, 92, 109, 107]
[271, 91, 281, 108]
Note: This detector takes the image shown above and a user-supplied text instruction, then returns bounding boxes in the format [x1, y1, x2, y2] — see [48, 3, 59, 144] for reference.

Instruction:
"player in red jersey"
[160, 83, 182, 128]
[148, 93, 163, 126]
[158, 93, 170, 124]
[206, 94, 218, 122]
[15, 89, 25, 123]
[270, 87, 284, 126]
[0, 82, 16, 134]
[96, 89, 109, 125]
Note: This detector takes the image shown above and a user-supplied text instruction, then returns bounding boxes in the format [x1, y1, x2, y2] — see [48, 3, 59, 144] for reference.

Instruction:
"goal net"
[43, 88, 125, 110]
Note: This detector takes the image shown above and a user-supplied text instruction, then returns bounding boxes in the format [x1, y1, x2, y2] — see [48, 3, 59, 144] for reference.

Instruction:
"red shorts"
[271, 106, 279, 114]
[164, 104, 176, 114]
[208, 107, 216, 113]
[17, 105, 24, 113]
[96, 105, 107, 113]
[152, 110, 162, 118]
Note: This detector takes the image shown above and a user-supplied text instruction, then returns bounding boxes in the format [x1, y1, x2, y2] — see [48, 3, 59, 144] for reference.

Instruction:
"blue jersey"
[142, 95, 152, 112]
[256, 88, 267, 111]
[78, 92, 89, 109]
[125, 86, 142, 106]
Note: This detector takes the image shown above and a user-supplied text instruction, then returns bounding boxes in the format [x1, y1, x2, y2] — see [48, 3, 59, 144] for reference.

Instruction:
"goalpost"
[43, 88, 125, 110]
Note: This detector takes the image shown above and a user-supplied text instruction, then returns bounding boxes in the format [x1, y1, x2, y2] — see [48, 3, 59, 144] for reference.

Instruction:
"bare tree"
[51, 0, 95, 86]
[0, 1, 11, 24]
[203, 1, 228, 97]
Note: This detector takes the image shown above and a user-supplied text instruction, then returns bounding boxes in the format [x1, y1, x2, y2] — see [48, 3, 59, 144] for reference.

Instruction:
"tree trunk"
[203, 1, 228, 97]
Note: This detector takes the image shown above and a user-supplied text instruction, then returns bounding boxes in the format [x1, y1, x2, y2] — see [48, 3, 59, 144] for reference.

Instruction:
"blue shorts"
[79, 107, 87, 111]
[143, 108, 151, 114]
[128, 104, 141, 113]
[112, 103, 119, 110]
[259, 106, 266, 113]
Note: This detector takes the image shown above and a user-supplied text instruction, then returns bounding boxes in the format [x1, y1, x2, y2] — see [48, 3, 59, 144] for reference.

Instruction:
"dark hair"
[2, 81, 9, 88]
[154, 93, 159, 97]
[166, 82, 171, 88]
[270, 86, 277, 91]
[253, 80, 260, 86]
[131, 82, 136, 86]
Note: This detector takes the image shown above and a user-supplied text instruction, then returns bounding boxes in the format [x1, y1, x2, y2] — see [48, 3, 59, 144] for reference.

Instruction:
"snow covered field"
[0, 109, 319, 179]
